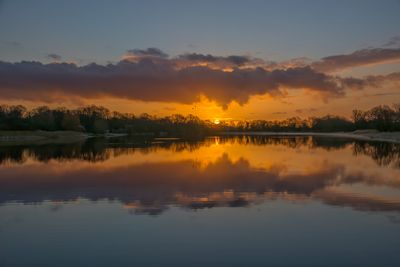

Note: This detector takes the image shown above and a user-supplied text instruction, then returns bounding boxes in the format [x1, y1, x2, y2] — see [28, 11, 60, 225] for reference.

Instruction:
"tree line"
[218, 104, 400, 132]
[0, 104, 399, 136]
[0, 105, 212, 137]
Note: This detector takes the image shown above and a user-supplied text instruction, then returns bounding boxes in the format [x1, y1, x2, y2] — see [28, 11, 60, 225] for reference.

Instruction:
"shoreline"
[1, 130, 400, 145]
[219, 130, 400, 144]
[0, 131, 129, 145]
[0, 130, 89, 145]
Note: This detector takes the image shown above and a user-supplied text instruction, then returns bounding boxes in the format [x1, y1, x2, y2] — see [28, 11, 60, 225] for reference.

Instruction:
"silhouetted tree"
[61, 112, 83, 131]
[1, 103, 399, 134]
[311, 115, 354, 132]
[0, 105, 29, 130]
[29, 106, 56, 131]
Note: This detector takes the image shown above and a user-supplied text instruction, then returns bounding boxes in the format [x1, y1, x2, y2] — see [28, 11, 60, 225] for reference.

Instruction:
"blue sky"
[1, 0, 400, 64]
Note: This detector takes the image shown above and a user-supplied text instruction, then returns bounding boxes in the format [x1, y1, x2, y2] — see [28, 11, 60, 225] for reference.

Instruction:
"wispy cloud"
[383, 35, 400, 47]
[47, 53, 62, 61]
[123, 47, 169, 62]
[311, 48, 400, 72]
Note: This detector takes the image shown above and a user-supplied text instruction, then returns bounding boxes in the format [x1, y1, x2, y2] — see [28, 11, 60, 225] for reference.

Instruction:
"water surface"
[1, 136, 400, 266]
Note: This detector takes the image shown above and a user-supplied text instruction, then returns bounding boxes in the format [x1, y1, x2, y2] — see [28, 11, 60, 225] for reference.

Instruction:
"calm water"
[1, 136, 400, 267]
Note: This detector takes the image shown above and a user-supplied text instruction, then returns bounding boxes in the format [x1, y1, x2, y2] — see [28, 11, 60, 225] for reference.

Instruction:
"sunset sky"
[0, 0, 399, 121]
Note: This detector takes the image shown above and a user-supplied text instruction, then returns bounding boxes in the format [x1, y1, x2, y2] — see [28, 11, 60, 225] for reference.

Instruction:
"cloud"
[175, 53, 259, 69]
[383, 36, 400, 47]
[0, 58, 376, 108]
[311, 48, 400, 72]
[123, 47, 169, 62]
[0, 48, 398, 107]
[47, 53, 62, 61]
[269, 57, 311, 70]
[129, 47, 168, 57]
[0, 60, 346, 106]
[124, 49, 269, 70]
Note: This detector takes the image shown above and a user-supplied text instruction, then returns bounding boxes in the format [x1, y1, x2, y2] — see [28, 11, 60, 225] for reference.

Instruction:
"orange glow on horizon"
[1, 84, 397, 122]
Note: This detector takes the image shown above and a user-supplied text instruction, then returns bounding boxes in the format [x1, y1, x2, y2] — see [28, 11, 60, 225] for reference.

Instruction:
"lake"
[1, 135, 400, 267]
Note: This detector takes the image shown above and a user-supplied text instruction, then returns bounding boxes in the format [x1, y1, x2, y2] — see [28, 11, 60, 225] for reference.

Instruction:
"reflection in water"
[353, 141, 400, 167]
[0, 137, 205, 164]
[1, 135, 400, 267]
[0, 136, 399, 215]
[0, 135, 399, 167]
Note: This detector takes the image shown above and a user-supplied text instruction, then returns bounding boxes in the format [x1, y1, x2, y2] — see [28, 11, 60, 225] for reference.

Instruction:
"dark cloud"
[125, 47, 169, 60]
[312, 48, 400, 72]
[174, 53, 273, 70]
[0, 58, 364, 107]
[177, 53, 252, 66]
[178, 53, 219, 62]
[47, 53, 62, 61]
[0, 47, 397, 107]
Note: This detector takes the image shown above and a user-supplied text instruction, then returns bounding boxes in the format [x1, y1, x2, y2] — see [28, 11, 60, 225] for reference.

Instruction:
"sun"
[214, 119, 220, 125]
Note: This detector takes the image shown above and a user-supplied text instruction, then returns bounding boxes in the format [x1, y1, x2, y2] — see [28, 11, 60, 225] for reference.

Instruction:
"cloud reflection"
[0, 136, 399, 216]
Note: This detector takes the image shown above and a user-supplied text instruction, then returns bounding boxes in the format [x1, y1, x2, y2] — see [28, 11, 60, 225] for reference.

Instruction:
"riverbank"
[220, 130, 400, 143]
[0, 131, 131, 145]
[0, 130, 90, 145]
[1, 130, 400, 145]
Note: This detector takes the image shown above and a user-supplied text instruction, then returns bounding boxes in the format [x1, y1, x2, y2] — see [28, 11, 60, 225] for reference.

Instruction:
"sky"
[0, 0, 399, 120]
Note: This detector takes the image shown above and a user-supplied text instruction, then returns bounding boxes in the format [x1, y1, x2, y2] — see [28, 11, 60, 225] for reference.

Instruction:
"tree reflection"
[1, 136, 398, 167]
[353, 141, 400, 167]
